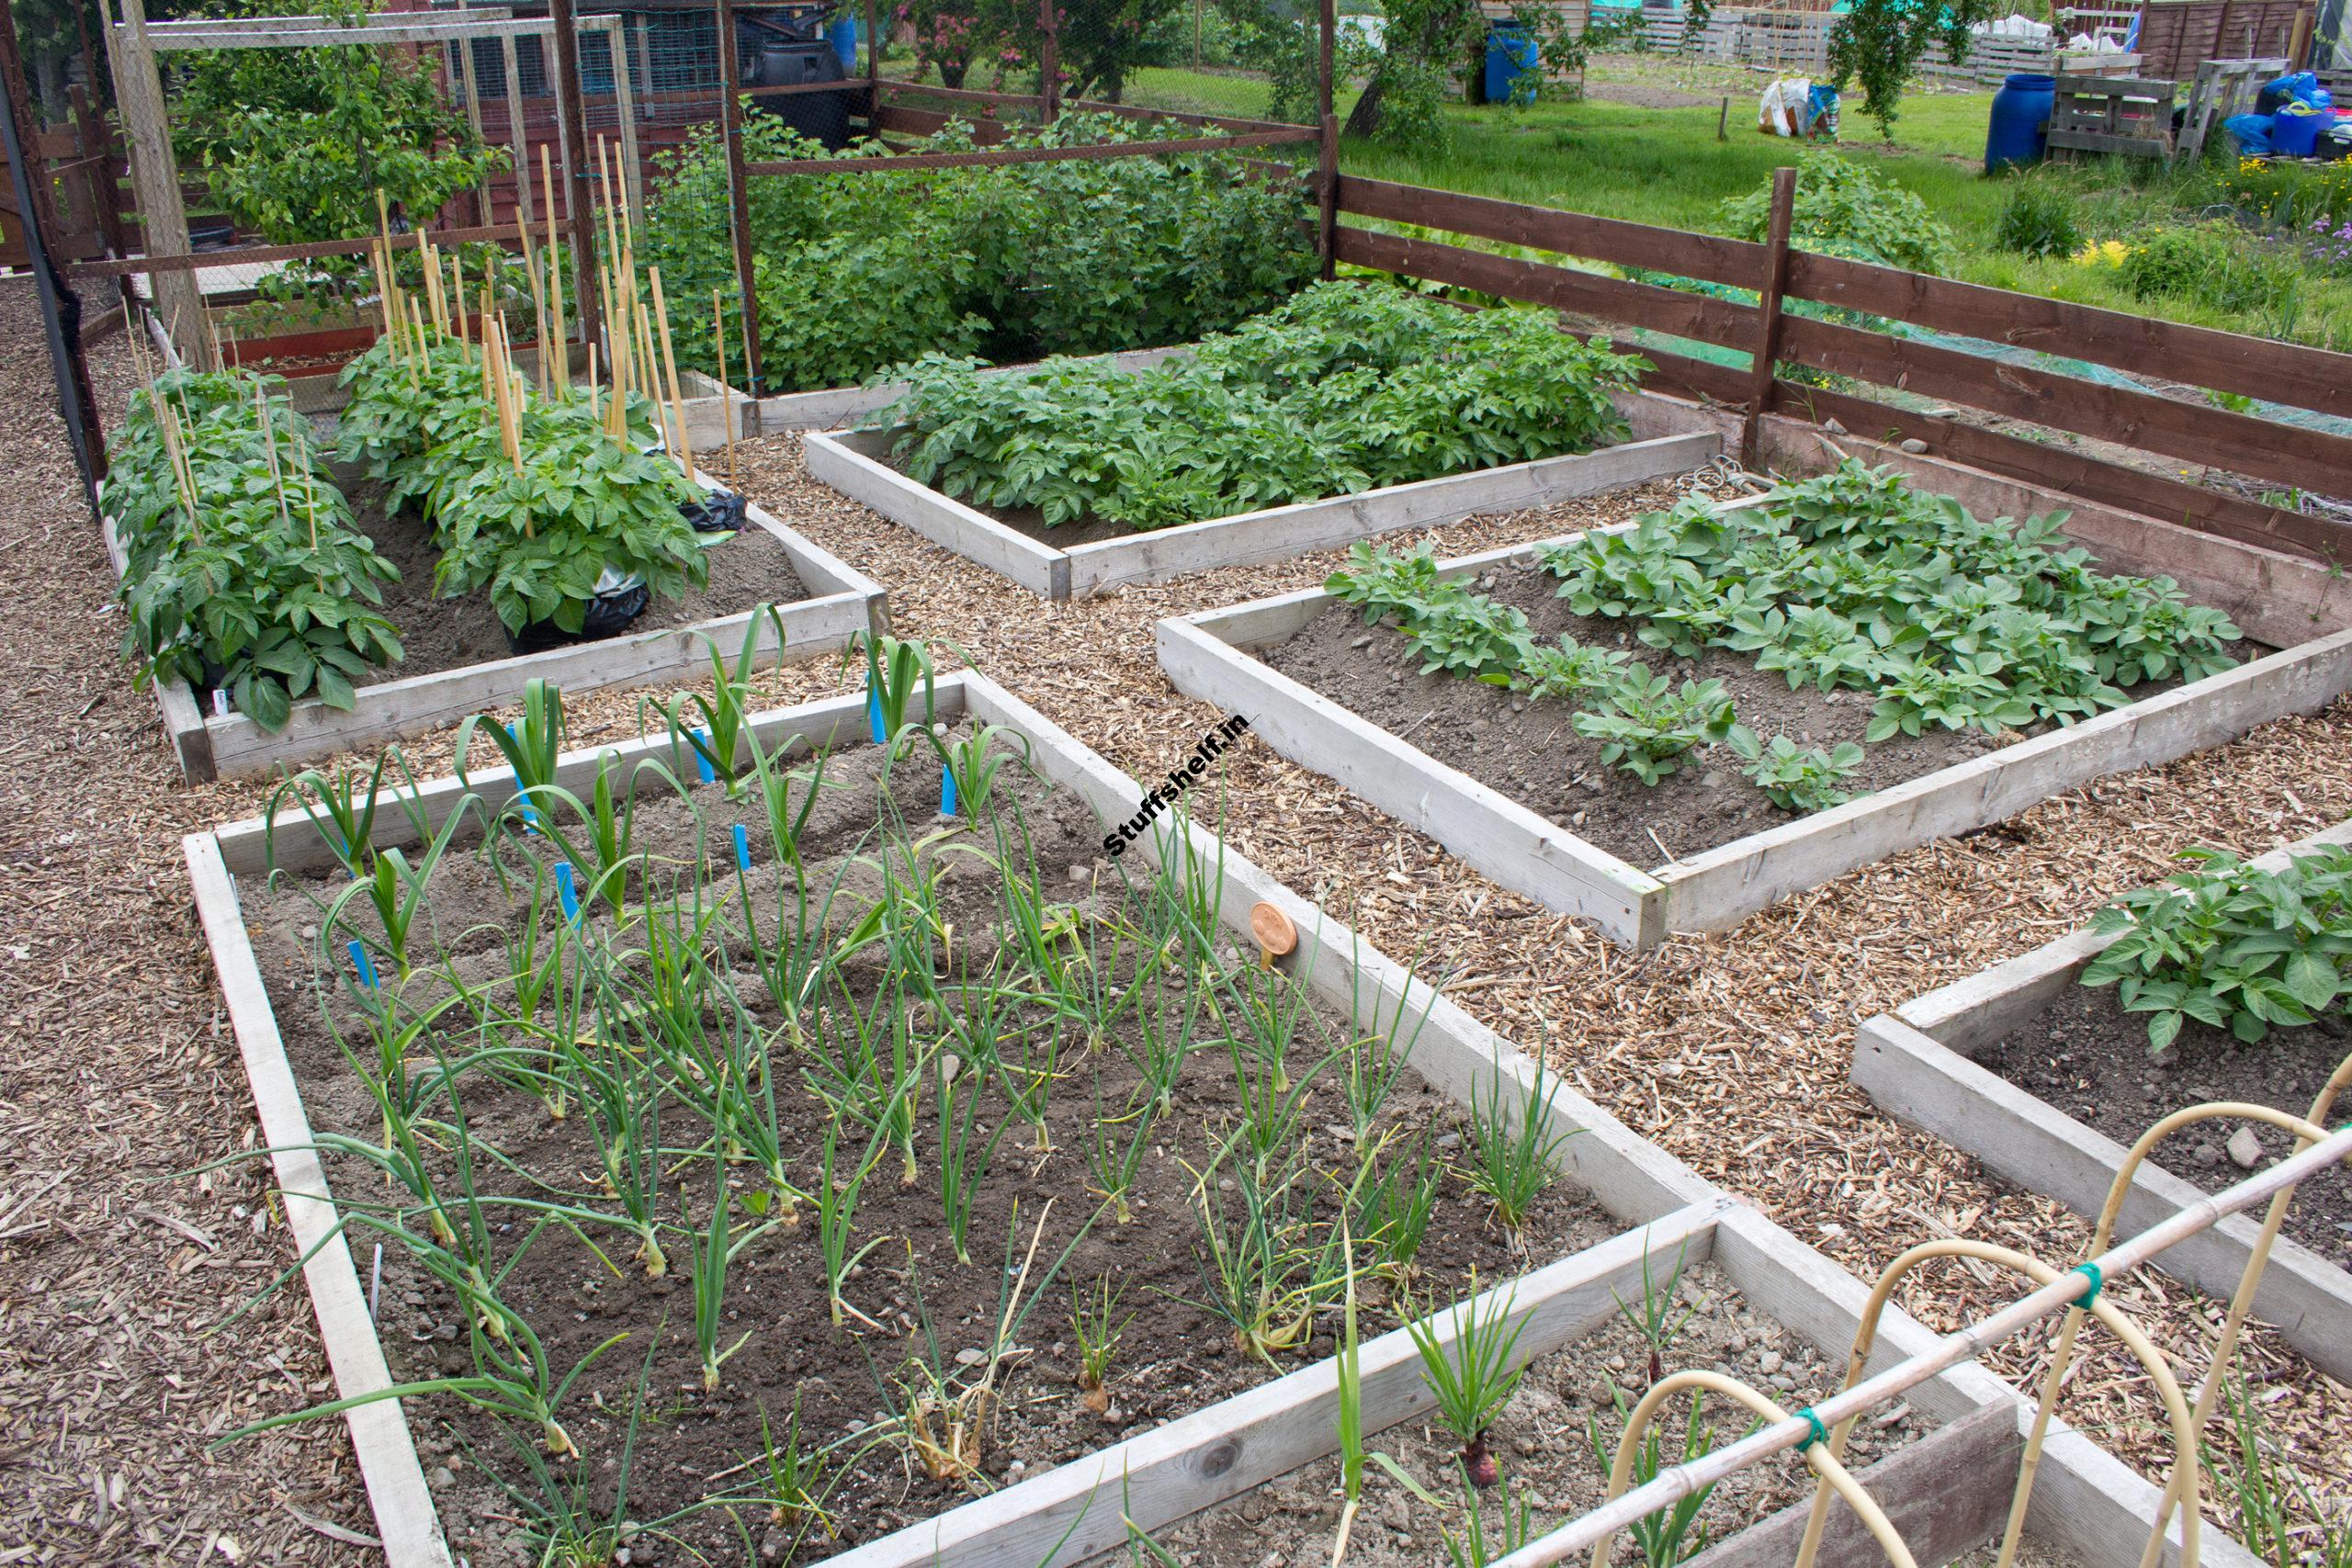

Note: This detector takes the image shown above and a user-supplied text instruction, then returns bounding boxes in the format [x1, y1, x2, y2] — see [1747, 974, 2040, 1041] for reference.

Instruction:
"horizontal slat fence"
[1330, 172, 2352, 564]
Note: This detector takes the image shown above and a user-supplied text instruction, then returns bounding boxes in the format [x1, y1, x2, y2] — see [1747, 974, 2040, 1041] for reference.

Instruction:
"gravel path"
[5, 276, 2346, 1560]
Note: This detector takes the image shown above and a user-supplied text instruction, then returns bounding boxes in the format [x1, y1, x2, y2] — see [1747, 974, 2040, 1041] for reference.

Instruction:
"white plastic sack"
[1759, 77, 1809, 136]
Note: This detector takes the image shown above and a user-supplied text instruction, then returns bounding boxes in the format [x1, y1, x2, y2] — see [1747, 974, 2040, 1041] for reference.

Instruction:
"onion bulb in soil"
[1463, 1431, 1498, 1487]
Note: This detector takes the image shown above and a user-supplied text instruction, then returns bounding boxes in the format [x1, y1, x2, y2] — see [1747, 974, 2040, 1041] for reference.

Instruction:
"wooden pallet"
[2177, 54, 2290, 161]
[2046, 72, 2178, 159]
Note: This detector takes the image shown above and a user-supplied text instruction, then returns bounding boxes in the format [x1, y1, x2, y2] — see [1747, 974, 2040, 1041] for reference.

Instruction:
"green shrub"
[1718, 151, 1955, 274]
[2120, 223, 2302, 320]
[635, 112, 1315, 395]
[1994, 178, 2084, 260]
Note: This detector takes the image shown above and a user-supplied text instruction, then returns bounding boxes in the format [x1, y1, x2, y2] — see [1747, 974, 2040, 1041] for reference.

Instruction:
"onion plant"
[1331, 1224, 1440, 1566]
[1407, 1285, 1528, 1488]
[1584, 1382, 1729, 1568]
[1462, 1057, 1576, 1245]
[1352, 1126, 1446, 1300]
[1182, 1162, 1349, 1366]
[733, 1395, 848, 1552]
[1069, 1272, 1133, 1414]
[1084, 1072, 1156, 1224]
[685, 1175, 773, 1392]
[933, 1032, 1014, 1265]
[565, 1026, 670, 1278]
[816, 1086, 901, 1327]
[1440, 1467, 1534, 1568]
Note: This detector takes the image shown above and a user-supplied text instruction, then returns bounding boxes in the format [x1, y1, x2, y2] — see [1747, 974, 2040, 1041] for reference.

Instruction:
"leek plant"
[655, 603, 784, 798]
[263, 748, 429, 880]
[854, 631, 940, 762]
[456, 677, 569, 829]
[941, 721, 1031, 820]
[322, 796, 477, 981]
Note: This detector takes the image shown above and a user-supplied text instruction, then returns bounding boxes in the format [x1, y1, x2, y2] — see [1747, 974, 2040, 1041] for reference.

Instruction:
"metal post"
[1317, 0, 1337, 279]
[716, 0, 762, 429]
[547, 0, 601, 357]
[1741, 165, 1797, 471]
[1037, 0, 1057, 120]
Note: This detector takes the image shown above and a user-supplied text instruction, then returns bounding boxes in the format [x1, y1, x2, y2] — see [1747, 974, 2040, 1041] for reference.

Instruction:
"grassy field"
[1120, 55, 2352, 351]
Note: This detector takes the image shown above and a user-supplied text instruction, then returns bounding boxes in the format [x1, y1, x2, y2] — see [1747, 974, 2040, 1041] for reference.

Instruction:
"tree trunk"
[1341, 68, 1384, 137]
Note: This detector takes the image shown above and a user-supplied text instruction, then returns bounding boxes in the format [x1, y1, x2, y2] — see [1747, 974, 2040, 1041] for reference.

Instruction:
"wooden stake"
[712, 288, 737, 487]
[648, 267, 694, 480]
[518, 214, 548, 400]
[541, 142, 569, 401]
[452, 250, 469, 344]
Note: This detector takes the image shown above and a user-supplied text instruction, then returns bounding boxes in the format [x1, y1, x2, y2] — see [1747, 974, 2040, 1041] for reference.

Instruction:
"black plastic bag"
[680, 489, 748, 534]
[504, 569, 652, 655]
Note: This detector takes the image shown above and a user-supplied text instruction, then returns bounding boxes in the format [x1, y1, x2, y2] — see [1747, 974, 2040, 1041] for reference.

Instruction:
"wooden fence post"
[716, 0, 762, 431]
[1741, 164, 1796, 470]
[1317, 0, 1337, 279]
[1038, 0, 1057, 120]
[865, 0, 878, 95]
[547, 0, 601, 360]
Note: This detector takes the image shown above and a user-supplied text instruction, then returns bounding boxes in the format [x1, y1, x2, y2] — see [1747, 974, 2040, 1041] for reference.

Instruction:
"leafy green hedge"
[337, 339, 707, 637]
[106, 368, 401, 732]
[635, 112, 1317, 395]
[870, 282, 1649, 529]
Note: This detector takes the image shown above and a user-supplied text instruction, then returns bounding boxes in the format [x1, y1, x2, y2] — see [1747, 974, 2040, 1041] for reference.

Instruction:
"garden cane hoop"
[1792, 1239, 2203, 1568]
[1594, 1370, 1919, 1568]
[2121, 1074, 2352, 1568]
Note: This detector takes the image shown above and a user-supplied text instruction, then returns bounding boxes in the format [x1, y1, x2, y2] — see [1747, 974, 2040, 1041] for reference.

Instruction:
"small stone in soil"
[2227, 1126, 2266, 1168]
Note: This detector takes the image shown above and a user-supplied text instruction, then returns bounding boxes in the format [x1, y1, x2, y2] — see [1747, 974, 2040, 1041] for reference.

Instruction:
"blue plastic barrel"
[827, 17, 860, 71]
[1984, 73, 2055, 172]
[1484, 25, 1537, 105]
[2272, 105, 2332, 156]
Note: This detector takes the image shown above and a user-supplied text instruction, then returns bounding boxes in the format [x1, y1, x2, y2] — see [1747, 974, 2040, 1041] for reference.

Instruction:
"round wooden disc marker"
[1250, 901, 1297, 968]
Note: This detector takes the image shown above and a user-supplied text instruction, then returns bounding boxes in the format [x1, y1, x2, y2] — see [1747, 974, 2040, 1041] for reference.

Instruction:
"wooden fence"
[1628, 7, 2143, 85]
[1331, 171, 2352, 565]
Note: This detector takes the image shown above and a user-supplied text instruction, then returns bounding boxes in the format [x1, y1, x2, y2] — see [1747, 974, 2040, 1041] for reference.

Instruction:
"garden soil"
[1978, 987, 2352, 1273]
[1262, 558, 2256, 868]
[13, 260, 2352, 1562]
[240, 728, 1615, 1562]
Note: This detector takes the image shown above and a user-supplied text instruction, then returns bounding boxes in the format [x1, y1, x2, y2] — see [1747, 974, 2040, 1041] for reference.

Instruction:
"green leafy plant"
[1720, 152, 1957, 271]
[1996, 177, 2086, 260]
[1725, 728, 1865, 813]
[2081, 845, 2352, 1052]
[1586, 1380, 1731, 1568]
[1572, 668, 1737, 786]
[1070, 1272, 1136, 1414]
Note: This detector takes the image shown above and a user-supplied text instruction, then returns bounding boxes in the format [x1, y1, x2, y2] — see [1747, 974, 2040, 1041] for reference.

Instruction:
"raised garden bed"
[806, 394, 1720, 601]
[1852, 818, 2352, 1387]
[193, 670, 2251, 1567]
[1158, 420, 2352, 949]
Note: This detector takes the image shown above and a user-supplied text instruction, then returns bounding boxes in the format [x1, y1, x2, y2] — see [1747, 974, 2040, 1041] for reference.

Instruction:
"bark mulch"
[7, 288, 2347, 1561]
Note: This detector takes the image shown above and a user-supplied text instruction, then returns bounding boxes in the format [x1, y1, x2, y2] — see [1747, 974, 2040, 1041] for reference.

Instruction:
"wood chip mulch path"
[4, 281, 2344, 1559]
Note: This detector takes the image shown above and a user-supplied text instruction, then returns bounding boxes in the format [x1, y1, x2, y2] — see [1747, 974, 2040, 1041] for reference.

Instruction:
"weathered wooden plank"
[1657, 629, 2352, 935]
[1850, 1013, 2352, 1386]
[1782, 254, 2352, 423]
[1335, 226, 1758, 353]
[1775, 315, 2352, 503]
[185, 835, 454, 1567]
[802, 428, 1065, 596]
[824, 1204, 1731, 1568]
[1062, 428, 1721, 597]
[1335, 173, 1768, 290]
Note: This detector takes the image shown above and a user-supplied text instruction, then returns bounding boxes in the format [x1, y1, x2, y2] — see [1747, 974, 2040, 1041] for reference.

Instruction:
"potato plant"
[338, 336, 707, 637]
[876, 283, 1648, 529]
[105, 367, 402, 731]
[2083, 845, 2352, 1053]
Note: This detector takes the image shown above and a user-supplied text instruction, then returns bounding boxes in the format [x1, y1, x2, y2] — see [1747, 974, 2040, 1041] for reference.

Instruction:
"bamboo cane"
[647, 269, 694, 479]
[452, 250, 469, 345]
[1491, 1126, 2352, 1568]
[541, 142, 568, 400]
[253, 381, 294, 538]
[712, 288, 737, 487]
[518, 214, 548, 400]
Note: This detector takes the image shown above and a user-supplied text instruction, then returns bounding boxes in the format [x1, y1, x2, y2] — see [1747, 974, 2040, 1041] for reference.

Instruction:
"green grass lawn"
[1331, 66, 2352, 349]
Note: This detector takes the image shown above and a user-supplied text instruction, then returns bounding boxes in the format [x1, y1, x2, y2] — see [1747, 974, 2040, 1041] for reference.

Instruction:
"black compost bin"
[738, 9, 860, 150]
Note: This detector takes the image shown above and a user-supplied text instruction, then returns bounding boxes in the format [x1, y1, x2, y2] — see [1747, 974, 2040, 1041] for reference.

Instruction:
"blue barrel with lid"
[1985, 73, 2056, 172]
